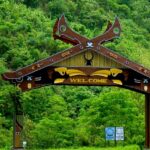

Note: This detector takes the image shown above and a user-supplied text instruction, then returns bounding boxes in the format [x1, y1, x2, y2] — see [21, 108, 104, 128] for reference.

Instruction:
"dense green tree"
[0, 0, 149, 149]
[77, 89, 144, 146]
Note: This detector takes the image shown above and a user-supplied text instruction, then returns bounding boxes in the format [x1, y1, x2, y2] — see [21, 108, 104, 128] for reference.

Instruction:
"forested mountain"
[0, 0, 150, 149]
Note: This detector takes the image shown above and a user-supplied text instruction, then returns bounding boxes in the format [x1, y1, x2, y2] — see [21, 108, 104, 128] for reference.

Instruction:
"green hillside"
[0, 0, 149, 149]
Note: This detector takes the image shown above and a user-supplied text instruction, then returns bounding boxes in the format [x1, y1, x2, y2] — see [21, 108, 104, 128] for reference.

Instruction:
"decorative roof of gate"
[2, 15, 150, 80]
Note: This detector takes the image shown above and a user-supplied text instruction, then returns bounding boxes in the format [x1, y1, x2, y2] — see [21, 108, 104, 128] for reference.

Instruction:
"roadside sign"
[116, 127, 124, 141]
[105, 127, 115, 140]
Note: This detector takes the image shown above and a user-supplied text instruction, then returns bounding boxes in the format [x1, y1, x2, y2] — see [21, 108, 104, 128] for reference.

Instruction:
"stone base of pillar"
[144, 148, 150, 150]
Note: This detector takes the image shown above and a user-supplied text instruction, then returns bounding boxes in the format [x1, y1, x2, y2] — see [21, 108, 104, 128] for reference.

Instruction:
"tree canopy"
[0, 0, 149, 149]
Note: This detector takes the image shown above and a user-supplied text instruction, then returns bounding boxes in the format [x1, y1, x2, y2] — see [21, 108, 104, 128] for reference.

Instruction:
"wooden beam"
[145, 94, 150, 148]
[12, 93, 24, 150]
[5, 67, 149, 93]
[13, 113, 23, 150]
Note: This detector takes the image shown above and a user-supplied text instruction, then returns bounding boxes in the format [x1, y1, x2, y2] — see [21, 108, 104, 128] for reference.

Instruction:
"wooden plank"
[145, 94, 150, 148]
[55, 51, 124, 68]
[94, 46, 150, 78]
[3, 44, 86, 79]
[12, 94, 23, 150]
[7, 66, 150, 93]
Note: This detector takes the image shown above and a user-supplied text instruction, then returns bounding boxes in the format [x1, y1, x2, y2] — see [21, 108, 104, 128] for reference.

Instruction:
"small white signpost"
[116, 127, 124, 141]
[23, 141, 27, 149]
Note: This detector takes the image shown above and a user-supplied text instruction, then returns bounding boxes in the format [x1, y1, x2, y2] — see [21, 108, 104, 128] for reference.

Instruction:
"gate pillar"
[145, 94, 150, 149]
[13, 93, 24, 150]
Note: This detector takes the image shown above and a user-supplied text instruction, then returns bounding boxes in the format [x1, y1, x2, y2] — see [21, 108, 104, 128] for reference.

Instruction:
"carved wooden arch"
[2, 15, 150, 149]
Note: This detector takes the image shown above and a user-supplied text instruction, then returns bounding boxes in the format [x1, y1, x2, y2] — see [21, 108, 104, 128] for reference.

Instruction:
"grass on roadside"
[0, 145, 140, 150]
[47, 145, 140, 150]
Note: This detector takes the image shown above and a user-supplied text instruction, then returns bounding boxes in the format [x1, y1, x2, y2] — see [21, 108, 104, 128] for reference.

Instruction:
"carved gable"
[55, 51, 125, 68]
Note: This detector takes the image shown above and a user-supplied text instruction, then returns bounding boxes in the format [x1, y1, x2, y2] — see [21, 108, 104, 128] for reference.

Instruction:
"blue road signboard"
[105, 127, 115, 140]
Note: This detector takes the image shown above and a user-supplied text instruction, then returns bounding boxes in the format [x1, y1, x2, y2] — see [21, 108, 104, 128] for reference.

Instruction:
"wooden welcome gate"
[2, 15, 150, 150]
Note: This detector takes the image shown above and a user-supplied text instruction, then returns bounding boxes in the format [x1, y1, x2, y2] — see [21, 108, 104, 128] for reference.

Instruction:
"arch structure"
[2, 15, 150, 150]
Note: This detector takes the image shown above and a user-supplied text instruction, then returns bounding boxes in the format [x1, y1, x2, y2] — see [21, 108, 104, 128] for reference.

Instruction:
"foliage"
[0, 0, 149, 149]
[0, 145, 141, 150]
[48, 145, 140, 150]
[51, 145, 140, 150]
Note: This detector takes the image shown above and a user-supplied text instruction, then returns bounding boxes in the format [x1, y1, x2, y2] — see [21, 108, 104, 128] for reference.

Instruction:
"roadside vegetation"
[0, 0, 149, 149]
